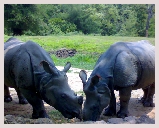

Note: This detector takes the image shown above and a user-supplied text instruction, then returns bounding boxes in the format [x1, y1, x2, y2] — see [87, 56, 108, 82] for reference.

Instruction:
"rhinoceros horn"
[40, 60, 58, 75]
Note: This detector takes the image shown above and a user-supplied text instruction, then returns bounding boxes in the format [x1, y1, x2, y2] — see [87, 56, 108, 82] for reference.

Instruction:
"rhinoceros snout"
[71, 110, 82, 120]
[78, 96, 83, 105]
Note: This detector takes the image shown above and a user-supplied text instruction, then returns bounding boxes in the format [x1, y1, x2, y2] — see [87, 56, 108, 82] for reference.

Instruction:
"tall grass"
[4, 35, 155, 70]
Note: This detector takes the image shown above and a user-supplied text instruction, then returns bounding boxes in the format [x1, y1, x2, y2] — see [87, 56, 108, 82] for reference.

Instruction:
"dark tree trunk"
[145, 4, 155, 37]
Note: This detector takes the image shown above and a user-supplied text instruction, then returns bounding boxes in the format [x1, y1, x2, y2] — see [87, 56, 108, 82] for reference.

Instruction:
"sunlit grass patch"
[48, 110, 73, 124]
[4, 35, 155, 70]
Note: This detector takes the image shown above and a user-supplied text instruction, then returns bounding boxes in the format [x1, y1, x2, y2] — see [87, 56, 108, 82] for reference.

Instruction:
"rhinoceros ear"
[91, 75, 100, 85]
[79, 70, 87, 86]
[40, 61, 58, 75]
[63, 62, 71, 73]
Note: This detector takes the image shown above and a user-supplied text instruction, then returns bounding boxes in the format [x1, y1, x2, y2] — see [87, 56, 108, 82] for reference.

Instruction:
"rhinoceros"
[4, 37, 83, 119]
[79, 40, 155, 121]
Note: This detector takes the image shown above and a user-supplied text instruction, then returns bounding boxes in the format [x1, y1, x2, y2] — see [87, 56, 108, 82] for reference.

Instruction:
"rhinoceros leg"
[141, 83, 155, 107]
[19, 88, 49, 119]
[117, 86, 132, 118]
[4, 84, 12, 102]
[103, 91, 116, 116]
[14, 88, 28, 104]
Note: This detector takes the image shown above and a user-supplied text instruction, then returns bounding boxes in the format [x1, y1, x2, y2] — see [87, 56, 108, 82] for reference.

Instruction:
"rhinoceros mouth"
[83, 113, 99, 121]
[83, 108, 100, 121]
[53, 99, 82, 119]
[62, 110, 81, 120]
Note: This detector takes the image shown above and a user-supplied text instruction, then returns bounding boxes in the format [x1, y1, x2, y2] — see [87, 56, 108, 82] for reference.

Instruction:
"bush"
[48, 18, 77, 35]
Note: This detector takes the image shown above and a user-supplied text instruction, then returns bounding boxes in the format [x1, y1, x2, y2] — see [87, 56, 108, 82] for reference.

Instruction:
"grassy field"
[4, 35, 155, 70]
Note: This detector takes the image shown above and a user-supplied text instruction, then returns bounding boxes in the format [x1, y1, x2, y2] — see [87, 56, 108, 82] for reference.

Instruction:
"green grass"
[4, 35, 155, 70]
[48, 110, 73, 124]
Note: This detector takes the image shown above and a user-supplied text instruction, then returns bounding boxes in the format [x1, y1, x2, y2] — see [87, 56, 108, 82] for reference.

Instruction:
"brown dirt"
[4, 88, 54, 119]
[4, 88, 155, 123]
[4, 67, 155, 123]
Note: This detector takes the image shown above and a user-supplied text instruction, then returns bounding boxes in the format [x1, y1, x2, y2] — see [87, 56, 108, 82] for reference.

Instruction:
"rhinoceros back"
[4, 38, 57, 89]
[126, 40, 155, 88]
[4, 38, 25, 87]
[113, 40, 155, 89]
[4, 37, 23, 50]
[92, 40, 154, 89]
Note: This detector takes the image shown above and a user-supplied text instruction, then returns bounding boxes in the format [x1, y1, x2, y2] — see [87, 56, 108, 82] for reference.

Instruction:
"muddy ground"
[4, 67, 155, 124]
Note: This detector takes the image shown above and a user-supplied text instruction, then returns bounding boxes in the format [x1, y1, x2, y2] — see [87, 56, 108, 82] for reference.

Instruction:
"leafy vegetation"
[4, 4, 155, 37]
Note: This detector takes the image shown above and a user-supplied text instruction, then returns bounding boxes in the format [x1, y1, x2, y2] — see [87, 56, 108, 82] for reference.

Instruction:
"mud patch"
[48, 48, 77, 58]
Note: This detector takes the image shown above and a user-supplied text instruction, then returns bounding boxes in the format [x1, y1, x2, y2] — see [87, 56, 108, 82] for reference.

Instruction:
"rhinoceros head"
[79, 70, 111, 121]
[38, 61, 83, 119]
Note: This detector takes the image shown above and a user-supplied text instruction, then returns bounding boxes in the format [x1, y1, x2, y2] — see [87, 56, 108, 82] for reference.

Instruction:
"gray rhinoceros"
[4, 37, 83, 119]
[79, 40, 155, 121]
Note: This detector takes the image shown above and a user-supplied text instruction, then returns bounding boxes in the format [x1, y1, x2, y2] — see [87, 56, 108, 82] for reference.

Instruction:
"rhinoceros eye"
[74, 93, 77, 96]
[61, 93, 67, 98]
[64, 74, 68, 80]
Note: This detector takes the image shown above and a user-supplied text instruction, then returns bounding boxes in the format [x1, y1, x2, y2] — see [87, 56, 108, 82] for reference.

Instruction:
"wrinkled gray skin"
[79, 40, 155, 121]
[4, 37, 83, 119]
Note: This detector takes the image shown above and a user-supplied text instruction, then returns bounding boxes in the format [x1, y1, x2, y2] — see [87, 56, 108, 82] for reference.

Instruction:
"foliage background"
[4, 4, 155, 37]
